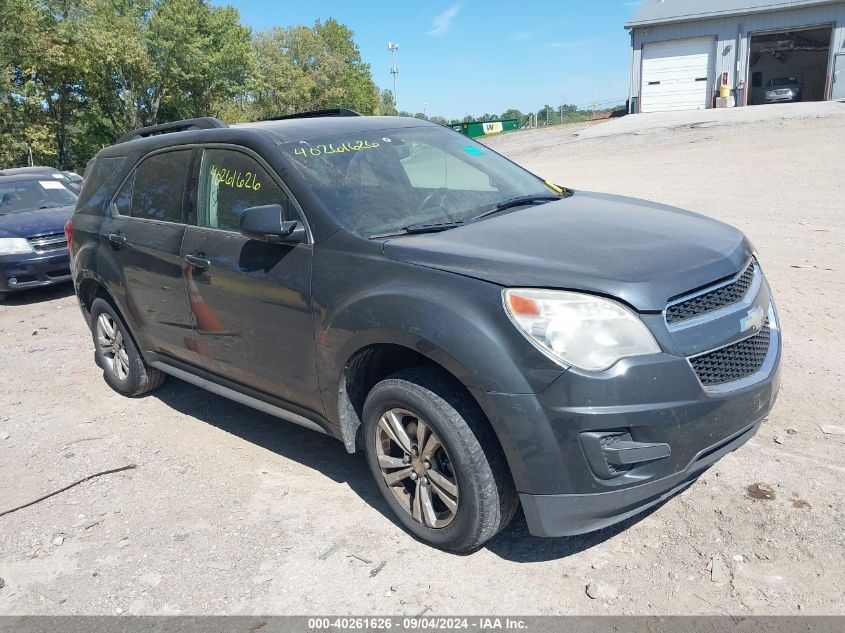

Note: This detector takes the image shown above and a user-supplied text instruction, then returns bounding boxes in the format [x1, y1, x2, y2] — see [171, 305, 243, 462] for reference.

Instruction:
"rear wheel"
[363, 367, 517, 552]
[0, 292, 6, 303]
[89, 298, 165, 397]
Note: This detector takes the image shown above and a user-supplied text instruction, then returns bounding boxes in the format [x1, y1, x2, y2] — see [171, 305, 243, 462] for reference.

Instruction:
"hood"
[383, 192, 751, 312]
[0, 205, 74, 239]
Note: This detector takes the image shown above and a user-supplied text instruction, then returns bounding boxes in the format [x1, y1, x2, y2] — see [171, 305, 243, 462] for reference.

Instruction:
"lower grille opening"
[690, 321, 771, 386]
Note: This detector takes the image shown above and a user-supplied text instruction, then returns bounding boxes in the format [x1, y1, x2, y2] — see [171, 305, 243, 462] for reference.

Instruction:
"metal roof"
[625, 0, 844, 28]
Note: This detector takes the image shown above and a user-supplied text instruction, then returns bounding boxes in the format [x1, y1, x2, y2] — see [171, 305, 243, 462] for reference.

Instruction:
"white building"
[626, 0, 845, 112]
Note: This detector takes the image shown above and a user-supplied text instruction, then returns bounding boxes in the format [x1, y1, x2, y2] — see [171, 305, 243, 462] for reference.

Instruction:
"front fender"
[313, 242, 564, 426]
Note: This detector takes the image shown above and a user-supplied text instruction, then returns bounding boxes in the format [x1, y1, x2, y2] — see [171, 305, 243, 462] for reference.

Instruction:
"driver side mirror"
[239, 204, 306, 244]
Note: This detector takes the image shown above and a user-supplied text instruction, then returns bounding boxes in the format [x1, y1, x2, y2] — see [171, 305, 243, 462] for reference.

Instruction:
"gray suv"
[68, 111, 781, 552]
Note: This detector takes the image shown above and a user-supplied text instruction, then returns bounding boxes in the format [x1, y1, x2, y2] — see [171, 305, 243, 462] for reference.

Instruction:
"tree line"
[0, 0, 383, 170]
[0, 0, 623, 172]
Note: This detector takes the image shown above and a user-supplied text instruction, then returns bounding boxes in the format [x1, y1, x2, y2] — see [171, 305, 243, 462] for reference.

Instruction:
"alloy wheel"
[96, 313, 130, 382]
[375, 408, 459, 528]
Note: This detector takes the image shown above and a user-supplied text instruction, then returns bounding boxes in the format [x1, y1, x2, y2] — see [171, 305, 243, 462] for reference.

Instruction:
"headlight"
[0, 238, 34, 255]
[503, 289, 661, 371]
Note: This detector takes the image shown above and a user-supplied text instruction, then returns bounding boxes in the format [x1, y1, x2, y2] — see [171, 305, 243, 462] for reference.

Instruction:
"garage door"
[641, 38, 714, 112]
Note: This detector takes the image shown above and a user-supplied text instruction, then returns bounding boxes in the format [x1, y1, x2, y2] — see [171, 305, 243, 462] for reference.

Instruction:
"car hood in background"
[0, 205, 74, 239]
[383, 192, 752, 312]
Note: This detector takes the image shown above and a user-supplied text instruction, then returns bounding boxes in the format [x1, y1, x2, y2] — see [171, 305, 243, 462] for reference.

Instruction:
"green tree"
[379, 89, 397, 116]
[0, 4, 381, 168]
[500, 108, 525, 124]
[250, 19, 379, 119]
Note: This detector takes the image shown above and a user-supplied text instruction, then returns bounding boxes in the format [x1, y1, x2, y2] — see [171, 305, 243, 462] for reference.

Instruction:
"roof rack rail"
[116, 117, 228, 144]
[261, 108, 362, 122]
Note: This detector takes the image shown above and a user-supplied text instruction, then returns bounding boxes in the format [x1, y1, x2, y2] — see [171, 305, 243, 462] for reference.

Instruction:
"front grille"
[690, 321, 771, 386]
[666, 261, 755, 325]
[26, 233, 68, 254]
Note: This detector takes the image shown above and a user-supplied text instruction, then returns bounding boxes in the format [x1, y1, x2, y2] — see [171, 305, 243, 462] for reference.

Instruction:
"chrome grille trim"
[687, 304, 779, 394]
[666, 258, 760, 331]
[26, 233, 68, 254]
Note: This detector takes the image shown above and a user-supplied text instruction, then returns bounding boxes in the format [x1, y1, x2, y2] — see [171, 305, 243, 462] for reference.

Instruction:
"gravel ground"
[1, 102, 844, 616]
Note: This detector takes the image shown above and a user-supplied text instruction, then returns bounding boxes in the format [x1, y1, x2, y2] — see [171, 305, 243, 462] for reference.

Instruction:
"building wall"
[628, 2, 845, 110]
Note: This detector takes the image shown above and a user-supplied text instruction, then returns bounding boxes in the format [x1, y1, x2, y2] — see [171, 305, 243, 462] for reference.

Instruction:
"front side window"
[114, 150, 192, 223]
[197, 148, 289, 232]
[282, 126, 553, 237]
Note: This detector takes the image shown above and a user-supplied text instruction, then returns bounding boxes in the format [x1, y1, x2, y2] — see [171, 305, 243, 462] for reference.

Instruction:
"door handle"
[108, 233, 126, 246]
[185, 254, 211, 271]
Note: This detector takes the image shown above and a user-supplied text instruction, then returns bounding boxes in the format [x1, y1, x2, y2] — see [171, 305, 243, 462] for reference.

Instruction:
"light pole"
[423, 102, 427, 118]
[388, 41, 400, 110]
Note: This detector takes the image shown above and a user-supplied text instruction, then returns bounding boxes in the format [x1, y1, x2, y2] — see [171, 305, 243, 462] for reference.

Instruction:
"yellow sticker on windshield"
[293, 140, 380, 158]
[544, 180, 564, 194]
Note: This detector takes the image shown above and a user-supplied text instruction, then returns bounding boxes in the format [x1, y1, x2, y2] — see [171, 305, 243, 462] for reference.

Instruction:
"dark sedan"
[0, 166, 82, 194]
[0, 174, 77, 301]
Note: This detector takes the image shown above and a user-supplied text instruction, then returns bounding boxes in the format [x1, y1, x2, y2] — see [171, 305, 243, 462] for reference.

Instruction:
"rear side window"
[114, 150, 192, 223]
[77, 156, 125, 209]
[197, 148, 290, 232]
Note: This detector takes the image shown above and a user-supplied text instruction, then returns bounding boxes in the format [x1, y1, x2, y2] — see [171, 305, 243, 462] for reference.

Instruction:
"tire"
[362, 366, 517, 552]
[0, 292, 6, 303]
[89, 297, 166, 397]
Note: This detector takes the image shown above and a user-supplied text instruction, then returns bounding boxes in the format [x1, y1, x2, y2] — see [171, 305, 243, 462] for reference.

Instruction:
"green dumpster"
[458, 119, 520, 138]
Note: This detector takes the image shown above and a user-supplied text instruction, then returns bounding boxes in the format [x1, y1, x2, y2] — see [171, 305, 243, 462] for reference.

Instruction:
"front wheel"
[362, 367, 517, 552]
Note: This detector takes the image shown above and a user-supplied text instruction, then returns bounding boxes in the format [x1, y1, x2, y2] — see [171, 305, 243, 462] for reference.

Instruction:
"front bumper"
[471, 281, 781, 537]
[0, 250, 72, 292]
[520, 418, 762, 536]
[765, 94, 800, 103]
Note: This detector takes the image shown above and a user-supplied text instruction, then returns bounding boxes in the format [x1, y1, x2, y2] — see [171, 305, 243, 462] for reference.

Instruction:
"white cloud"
[427, 3, 461, 37]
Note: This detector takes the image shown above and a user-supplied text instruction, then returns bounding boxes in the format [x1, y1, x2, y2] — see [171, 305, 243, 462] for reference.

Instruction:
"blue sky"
[215, 1, 643, 119]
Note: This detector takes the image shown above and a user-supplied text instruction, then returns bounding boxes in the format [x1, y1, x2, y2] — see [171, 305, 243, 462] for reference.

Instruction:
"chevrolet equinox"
[68, 110, 781, 552]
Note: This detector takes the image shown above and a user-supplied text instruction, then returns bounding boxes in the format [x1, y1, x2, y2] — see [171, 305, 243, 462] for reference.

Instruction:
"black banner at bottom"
[0, 616, 843, 633]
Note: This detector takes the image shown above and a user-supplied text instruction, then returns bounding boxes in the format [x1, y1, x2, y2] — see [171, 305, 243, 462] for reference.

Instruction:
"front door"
[99, 148, 197, 362]
[179, 146, 321, 413]
[834, 54, 845, 101]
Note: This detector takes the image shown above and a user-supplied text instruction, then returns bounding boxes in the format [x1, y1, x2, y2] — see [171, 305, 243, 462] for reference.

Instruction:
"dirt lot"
[1, 102, 844, 616]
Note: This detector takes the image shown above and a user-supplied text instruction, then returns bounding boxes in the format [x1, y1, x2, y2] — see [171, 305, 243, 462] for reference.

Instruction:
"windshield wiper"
[368, 221, 463, 240]
[470, 195, 563, 222]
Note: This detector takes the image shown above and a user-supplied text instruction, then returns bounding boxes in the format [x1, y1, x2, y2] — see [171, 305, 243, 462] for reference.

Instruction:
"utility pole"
[560, 97, 564, 125]
[423, 102, 427, 118]
[388, 41, 400, 111]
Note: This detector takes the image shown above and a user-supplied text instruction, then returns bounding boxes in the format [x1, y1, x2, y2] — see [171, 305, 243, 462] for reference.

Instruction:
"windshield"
[770, 77, 798, 87]
[0, 179, 78, 215]
[282, 126, 554, 236]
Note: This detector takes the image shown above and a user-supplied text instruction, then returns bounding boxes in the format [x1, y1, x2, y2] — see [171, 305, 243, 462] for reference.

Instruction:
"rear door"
[98, 148, 198, 362]
[179, 146, 321, 412]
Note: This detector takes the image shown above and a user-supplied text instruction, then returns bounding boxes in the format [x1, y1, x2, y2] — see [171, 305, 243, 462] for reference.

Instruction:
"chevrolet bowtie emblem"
[740, 305, 765, 333]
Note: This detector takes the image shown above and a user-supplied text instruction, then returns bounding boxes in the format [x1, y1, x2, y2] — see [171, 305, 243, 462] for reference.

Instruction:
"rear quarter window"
[76, 156, 126, 211]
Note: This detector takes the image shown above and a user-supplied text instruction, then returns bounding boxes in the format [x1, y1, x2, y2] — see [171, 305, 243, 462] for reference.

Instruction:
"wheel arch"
[335, 338, 494, 456]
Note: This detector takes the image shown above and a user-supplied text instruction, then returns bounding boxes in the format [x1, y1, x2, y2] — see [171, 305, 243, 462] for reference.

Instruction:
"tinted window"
[122, 150, 192, 222]
[197, 148, 289, 232]
[113, 172, 135, 217]
[78, 156, 125, 208]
